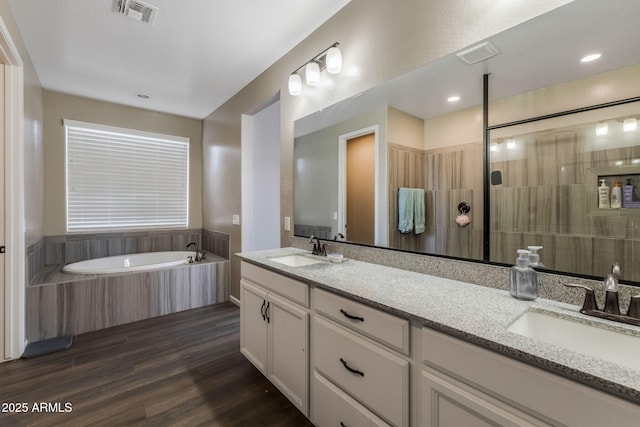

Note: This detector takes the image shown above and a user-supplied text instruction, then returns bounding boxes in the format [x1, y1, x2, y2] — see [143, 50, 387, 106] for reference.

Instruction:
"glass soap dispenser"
[510, 249, 538, 301]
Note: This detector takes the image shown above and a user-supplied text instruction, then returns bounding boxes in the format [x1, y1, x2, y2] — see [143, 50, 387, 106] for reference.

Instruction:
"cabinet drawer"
[313, 316, 409, 426]
[314, 287, 409, 355]
[312, 371, 390, 427]
[241, 261, 309, 307]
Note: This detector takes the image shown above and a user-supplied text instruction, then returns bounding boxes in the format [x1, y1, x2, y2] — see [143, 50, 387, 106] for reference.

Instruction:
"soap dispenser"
[598, 178, 610, 209]
[510, 249, 538, 301]
[527, 246, 545, 268]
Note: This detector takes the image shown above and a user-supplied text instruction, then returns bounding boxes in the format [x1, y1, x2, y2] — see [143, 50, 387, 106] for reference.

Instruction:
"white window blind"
[65, 120, 189, 232]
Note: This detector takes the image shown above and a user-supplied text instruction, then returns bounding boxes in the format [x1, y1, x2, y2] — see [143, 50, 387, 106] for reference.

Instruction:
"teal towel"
[413, 188, 425, 234]
[398, 188, 414, 233]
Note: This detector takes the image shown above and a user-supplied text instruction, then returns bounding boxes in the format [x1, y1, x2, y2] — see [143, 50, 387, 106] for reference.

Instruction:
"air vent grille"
[112, 0, 158, 25]
[456, 42, 500, 65]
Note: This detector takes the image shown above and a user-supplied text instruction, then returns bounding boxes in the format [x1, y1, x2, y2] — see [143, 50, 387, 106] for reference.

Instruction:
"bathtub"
[62, 251, 195, 274]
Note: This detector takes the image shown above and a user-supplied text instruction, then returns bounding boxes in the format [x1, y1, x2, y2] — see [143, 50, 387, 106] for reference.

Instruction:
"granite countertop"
[237, 247, 640, 405]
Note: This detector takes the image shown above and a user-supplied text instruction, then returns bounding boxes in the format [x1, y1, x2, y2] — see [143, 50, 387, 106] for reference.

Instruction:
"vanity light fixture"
[623, 118, 638, 132]
[288, 42, 342, 96]
[447, 95, 461, 102]
[305, 62, 321, 86]
[288, 74, 302, 96]
[580, 53, 602, 63]
[490, 143, 499, 152]
[595, 122, 608, 136]
[506, 139, 516, 150]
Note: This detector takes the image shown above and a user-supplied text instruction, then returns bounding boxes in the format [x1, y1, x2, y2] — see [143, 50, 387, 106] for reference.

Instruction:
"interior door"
[0, 63, 5, 361]
[346, 133, 375, 244]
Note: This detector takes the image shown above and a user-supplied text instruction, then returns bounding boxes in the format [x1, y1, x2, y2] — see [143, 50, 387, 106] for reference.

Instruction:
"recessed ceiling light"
[447, 95, 460, 102]
[136, 92, 151, 99]
[580, 53, 602, 63]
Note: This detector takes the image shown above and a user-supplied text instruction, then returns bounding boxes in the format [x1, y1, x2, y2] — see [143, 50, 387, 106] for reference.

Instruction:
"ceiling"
[8, 0, 351, 119]
[295, 0, 640, 136]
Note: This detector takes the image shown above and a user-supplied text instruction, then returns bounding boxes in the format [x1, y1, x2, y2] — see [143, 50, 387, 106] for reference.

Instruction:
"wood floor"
[0, 302, 313, 427]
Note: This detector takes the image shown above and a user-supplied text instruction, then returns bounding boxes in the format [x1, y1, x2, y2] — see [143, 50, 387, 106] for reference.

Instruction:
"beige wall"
[388, 107, 424, 151]
[43, 90, 203, 236]
[0, 0, 45, 246]
[203, 0, 573, 298]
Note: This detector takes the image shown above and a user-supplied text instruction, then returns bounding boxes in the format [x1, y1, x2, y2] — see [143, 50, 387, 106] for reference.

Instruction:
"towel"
[413, 188, 425, 235]
[398, 188, 415, 233]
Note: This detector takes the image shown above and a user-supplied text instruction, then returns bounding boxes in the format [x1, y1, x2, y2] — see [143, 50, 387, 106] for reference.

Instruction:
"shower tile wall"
[491, 130, 640, 281]
[388, 142, 483, 260]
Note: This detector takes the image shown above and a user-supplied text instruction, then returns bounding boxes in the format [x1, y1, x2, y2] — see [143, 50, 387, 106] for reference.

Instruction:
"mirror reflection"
[293, 0, 640, 282]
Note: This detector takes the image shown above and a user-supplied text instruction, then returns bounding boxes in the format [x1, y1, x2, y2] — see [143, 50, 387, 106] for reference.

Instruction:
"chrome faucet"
[564, 263, 640, 327]
[186, 242, 205, 261]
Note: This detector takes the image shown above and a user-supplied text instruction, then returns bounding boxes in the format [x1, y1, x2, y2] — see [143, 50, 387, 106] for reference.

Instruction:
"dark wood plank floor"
[0, 302, 313, 427]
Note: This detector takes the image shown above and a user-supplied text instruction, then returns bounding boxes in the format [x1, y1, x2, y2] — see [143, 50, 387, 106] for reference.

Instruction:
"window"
[65, 120, 189, 232]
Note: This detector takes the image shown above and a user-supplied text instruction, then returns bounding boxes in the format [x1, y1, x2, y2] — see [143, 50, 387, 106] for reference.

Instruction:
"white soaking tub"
[62, 251, 195, 274]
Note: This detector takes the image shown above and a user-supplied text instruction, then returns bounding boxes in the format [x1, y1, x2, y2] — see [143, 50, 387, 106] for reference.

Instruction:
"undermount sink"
[508, 310, 640, 371]
[270, 254, 324, 267]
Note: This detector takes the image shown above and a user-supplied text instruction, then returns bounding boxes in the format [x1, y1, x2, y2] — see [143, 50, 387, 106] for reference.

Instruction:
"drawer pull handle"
[340, 358, 364, 377]
[340, 309, 364, 322]
[260, 300, 266, 321]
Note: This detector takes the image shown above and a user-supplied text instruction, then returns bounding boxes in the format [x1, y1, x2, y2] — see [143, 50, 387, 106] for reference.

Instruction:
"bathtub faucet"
[187, 242, 205, 262]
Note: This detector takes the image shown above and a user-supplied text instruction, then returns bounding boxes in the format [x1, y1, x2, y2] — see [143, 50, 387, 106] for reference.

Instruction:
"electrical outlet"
[232, 214, 240, 225]
[333, 212, 338, 220]
[284, 216, 291, 231]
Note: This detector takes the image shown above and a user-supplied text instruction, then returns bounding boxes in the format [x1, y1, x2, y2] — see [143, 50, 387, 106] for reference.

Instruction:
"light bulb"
[288, 74, 302, 96]
[595, 122, 608, 136]
[325, 47, 342, 74]
[305, 62, 320, 86]
[623, 118, 637, 132]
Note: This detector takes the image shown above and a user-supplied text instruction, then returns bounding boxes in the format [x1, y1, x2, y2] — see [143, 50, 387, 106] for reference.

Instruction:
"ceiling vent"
[456, 42, 500, 65]
[112, 0, 158, 25]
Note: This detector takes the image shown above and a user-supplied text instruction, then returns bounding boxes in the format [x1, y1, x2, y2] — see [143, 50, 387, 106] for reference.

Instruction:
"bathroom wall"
[202, 0, 574, 298]
[42, 90, 204, 236]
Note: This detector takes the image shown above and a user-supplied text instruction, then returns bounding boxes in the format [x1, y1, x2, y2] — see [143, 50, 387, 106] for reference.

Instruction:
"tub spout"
[187, 242, 203, 261]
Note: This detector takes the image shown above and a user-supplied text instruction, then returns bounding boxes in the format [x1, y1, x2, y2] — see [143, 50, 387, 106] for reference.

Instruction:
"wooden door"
[346, 133, 375, 244]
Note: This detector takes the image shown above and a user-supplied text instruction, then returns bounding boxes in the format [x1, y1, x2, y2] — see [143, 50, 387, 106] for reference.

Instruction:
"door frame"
[338, 125, 387, 246]
[0, 18, 25, 361]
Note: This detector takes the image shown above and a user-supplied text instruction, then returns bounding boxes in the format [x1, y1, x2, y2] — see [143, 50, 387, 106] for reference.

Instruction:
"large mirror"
[294, 0, 640, 283]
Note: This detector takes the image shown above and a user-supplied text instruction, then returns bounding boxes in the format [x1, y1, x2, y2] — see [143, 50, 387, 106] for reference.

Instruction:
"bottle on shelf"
[598, 178, 610, 209]
[611, 181, 622, 209]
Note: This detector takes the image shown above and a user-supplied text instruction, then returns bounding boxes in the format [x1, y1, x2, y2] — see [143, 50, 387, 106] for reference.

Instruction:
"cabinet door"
[421, 368, 548, 427]
[240, 280, 269, 374]
[268, 292, 309, 416]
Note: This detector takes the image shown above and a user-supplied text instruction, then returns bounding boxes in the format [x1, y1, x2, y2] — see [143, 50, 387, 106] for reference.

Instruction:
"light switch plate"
[232, 214, 240, 225]
[284, 216, 291, 231]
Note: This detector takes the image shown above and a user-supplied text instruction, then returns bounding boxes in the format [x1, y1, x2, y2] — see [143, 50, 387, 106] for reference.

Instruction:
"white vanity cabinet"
[311, 288, 410, 427]
[239, 262, 309, 416]
[421, 327, 640, 427]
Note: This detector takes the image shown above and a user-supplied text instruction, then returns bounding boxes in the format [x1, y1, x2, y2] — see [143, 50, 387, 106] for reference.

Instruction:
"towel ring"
[458, 202, 470, 215]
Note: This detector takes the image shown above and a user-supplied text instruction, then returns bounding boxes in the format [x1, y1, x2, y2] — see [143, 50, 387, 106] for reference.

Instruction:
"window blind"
[65, 120, 189, 232]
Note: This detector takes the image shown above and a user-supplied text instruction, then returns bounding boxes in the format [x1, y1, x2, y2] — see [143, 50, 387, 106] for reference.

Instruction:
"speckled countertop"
[237, 247, 640, 405]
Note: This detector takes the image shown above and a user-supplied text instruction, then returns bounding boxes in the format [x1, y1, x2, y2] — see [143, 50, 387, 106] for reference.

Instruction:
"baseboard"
[229, 295, 240, 307]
